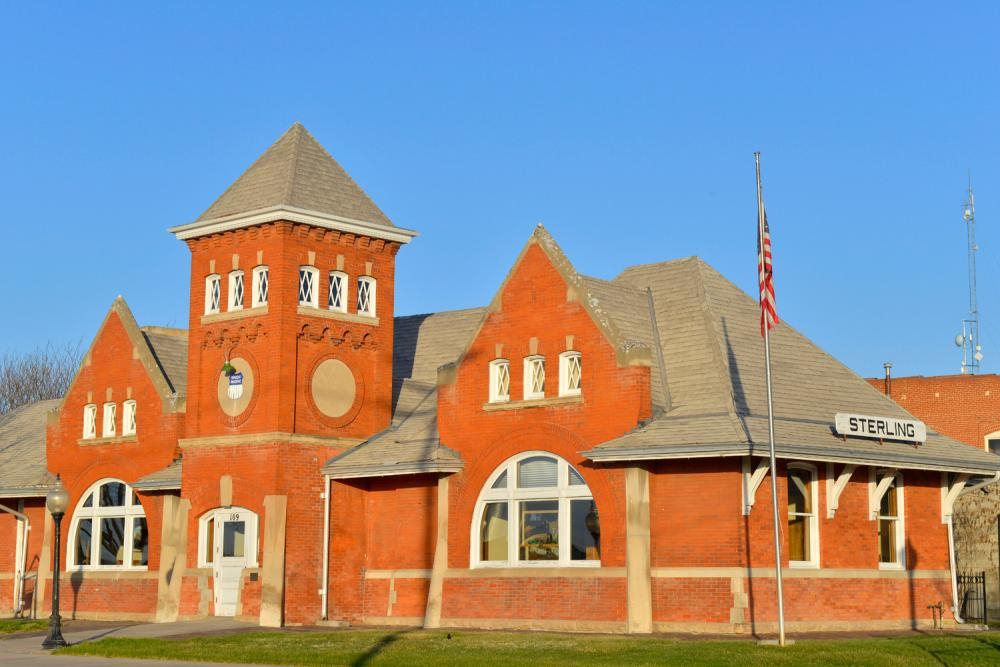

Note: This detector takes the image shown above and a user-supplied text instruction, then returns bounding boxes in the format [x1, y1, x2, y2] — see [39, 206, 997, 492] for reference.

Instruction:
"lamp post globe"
[42, 474, 69, 649]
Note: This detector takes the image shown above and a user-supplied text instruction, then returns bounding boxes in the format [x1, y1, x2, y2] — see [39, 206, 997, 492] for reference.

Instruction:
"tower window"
[328, 271, 347, 312]
[357, 276, 376, 316]
[205, 275, 221, 315]
[524, 356, 545, 400]
[299, 266, 319, 308]
[251, 266, 269, 307]
[228, 271, 244, 311]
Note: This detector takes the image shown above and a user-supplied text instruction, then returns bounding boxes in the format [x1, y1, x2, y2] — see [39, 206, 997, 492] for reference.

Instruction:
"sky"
[1, 2, 997, 378]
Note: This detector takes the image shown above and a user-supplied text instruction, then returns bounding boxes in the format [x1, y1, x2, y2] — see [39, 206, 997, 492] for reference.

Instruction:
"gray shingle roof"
[141, 327, 188, 399]
[133, 458, 182, 491]
[586, 258, 1000, 474]
[195, 123, 394, 227]
[0, 400, 59, 497]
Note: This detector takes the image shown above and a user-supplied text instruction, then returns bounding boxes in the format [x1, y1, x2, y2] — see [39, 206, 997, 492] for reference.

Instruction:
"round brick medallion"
[217, 356, 255, 417]
[311, 359, 356, 418]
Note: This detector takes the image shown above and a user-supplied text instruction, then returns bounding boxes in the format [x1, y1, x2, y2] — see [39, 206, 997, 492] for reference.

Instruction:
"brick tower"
[168, 123, 416, 625]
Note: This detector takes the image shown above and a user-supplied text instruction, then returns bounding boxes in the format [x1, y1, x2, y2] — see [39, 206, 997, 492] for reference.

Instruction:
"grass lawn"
[57, 628, 1000, 666]
[0, 618, 48, 635]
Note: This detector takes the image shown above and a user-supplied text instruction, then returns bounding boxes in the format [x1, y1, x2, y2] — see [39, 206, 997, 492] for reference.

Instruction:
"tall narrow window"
[205, 274, 221, 314]
[68, 479, 147, 569]
[523, 356, 545, 400]
[299, 266, 319, 308]
[328, 271, 347, 312]
[251, 266, 269, 307]
[121, 400, 137, 436]
[878, 475, 905, 567]
[228, 271, 244, 311]
[787, 465, 818, 567]
[82, 404, 97, 439]
[559, 351, 582, 397]
[489, 359, 510, 403]
[472, 452, 600, 566]
[102, 402, 116, 438]
[357, 276, 376, 316]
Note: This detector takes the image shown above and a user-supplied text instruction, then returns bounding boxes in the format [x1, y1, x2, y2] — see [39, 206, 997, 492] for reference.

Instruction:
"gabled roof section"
[441, 225, 652, 381]
[585, 258, 1000, 474]
[170, 124, 417, 244]
[67, 298, 185, 414]
[0, 399, 60, 497]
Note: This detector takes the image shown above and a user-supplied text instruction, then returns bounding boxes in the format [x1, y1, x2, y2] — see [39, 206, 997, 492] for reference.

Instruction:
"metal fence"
[956, 572, 988, 625]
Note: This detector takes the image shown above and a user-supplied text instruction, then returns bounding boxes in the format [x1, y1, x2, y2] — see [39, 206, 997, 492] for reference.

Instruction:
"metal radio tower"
[955, 175, 983, 373]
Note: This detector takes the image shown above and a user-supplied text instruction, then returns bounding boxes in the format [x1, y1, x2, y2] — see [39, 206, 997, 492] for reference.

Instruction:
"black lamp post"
[42, 474, 69, 649]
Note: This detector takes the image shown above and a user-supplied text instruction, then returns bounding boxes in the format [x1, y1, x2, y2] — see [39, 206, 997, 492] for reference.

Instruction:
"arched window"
[787, 463, 818, 567]
[328, 270, 347, 312]
[357, 276, 376, 316]
[68, 479, 147, 570]
[251, 265, 269, 307]
[205, 274, 221, 314]
[299, 265, 320, 308]
[471, 452, 600, 567]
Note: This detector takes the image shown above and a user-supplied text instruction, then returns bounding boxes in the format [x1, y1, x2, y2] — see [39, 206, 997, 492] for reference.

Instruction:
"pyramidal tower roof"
[170, 123, 416, 243]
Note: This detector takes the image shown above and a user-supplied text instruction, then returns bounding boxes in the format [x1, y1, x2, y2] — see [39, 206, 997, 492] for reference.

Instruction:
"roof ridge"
[282, 122, 304, 205]
[140, 325, 188, 337]
[394, 306, 488, 321]
[614, 256, 699, 281]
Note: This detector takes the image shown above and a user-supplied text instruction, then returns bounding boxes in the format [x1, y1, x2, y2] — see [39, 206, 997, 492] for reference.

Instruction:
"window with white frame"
[82, 404, 97, 439]
[228, 270, 244, 311]
[122, 400, 137, 437]
[472, 452, 600, 566]
[251, 265, 269, 307]
[787, 464, 818, 567]
[205, 274, 221, 314]
[523, 356, 545, 400]
[68, 479, 148, 569]
[985, 430, 1000, 454]
[559, 351, 582, 397]
[299, 266, 319, 307]
[102, 402, 116, 438]
[489, 359, 510, 403]
[328, 271, 347, 312]
[877, 474, 905, 567]
[357, 276, 376, 316]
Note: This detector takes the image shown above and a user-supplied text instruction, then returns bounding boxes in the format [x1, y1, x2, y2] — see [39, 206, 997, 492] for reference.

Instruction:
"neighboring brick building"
[866, 372, 1000, 616]
[3, 123, 1000, 633]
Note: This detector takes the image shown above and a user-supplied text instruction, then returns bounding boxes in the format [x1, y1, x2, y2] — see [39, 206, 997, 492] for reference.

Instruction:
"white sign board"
[834, 413, 926, 444]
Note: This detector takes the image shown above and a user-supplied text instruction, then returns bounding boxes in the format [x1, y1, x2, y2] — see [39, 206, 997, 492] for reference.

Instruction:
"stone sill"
[78, 435, 138, 446]
[201, 305, 268, 325]
[297, 305, 379, 326]
[482, 395, 584, 412]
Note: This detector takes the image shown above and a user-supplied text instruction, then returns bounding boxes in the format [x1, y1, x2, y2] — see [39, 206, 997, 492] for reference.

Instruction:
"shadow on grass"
[352, 630, 410, 666]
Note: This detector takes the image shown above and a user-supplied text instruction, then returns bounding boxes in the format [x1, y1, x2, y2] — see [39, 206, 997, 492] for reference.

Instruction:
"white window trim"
[357, 275, 376, 317]
[328, 270, 348, 313]
[558, 351, 582, 397]
[872, 470, 906, 570]
[984, 429, 1000, 453]
[122, 400, 137, 437]
[251, 265, 269, 308]
[82, 404, 97, 439]
[489, 359, 511, 403]
[470, 451, 599, 568]
[196, 506, 260, 568]
[228, 270, 245, 311]
[67, 478, 147, 571]
[205, 274, 221, 315]
[523, 356, 545, 400]
[299, 266, 319, 308]
[102, 402, 117, 438]
[786, 462, 820, 569]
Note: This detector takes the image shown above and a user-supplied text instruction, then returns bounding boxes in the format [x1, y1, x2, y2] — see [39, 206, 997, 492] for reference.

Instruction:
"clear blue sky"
[2, 2, 997, 378]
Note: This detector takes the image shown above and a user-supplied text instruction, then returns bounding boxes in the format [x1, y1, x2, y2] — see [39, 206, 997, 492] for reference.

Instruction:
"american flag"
[757, 207, 779, 336]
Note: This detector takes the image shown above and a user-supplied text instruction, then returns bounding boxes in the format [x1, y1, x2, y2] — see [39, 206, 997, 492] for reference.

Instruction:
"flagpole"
[755, 151, 786, 647]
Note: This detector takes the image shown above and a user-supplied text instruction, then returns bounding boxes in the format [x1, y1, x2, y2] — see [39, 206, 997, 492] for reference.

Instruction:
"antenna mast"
[955, 174, 983, 373]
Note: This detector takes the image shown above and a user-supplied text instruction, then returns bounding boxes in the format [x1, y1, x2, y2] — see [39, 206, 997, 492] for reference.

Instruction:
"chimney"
[883, 362, 892, 396]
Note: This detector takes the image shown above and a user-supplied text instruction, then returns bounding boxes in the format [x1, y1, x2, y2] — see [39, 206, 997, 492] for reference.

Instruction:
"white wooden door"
[213, 511, 249, 616]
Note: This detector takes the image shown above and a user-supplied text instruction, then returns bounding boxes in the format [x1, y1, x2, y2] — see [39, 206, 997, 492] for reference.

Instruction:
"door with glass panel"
[205, 508, 257, 616]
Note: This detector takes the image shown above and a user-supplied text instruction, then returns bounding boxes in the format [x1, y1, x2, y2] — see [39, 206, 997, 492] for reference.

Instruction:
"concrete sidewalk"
[0, 619, 281, 667]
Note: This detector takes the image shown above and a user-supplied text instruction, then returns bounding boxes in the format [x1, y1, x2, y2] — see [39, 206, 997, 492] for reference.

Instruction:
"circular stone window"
[311, 359, 356, 418]
[217, 357, 255, 417]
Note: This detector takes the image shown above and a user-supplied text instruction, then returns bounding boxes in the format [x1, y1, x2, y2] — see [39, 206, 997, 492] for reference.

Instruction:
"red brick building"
[3, 124, 1000, 633]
